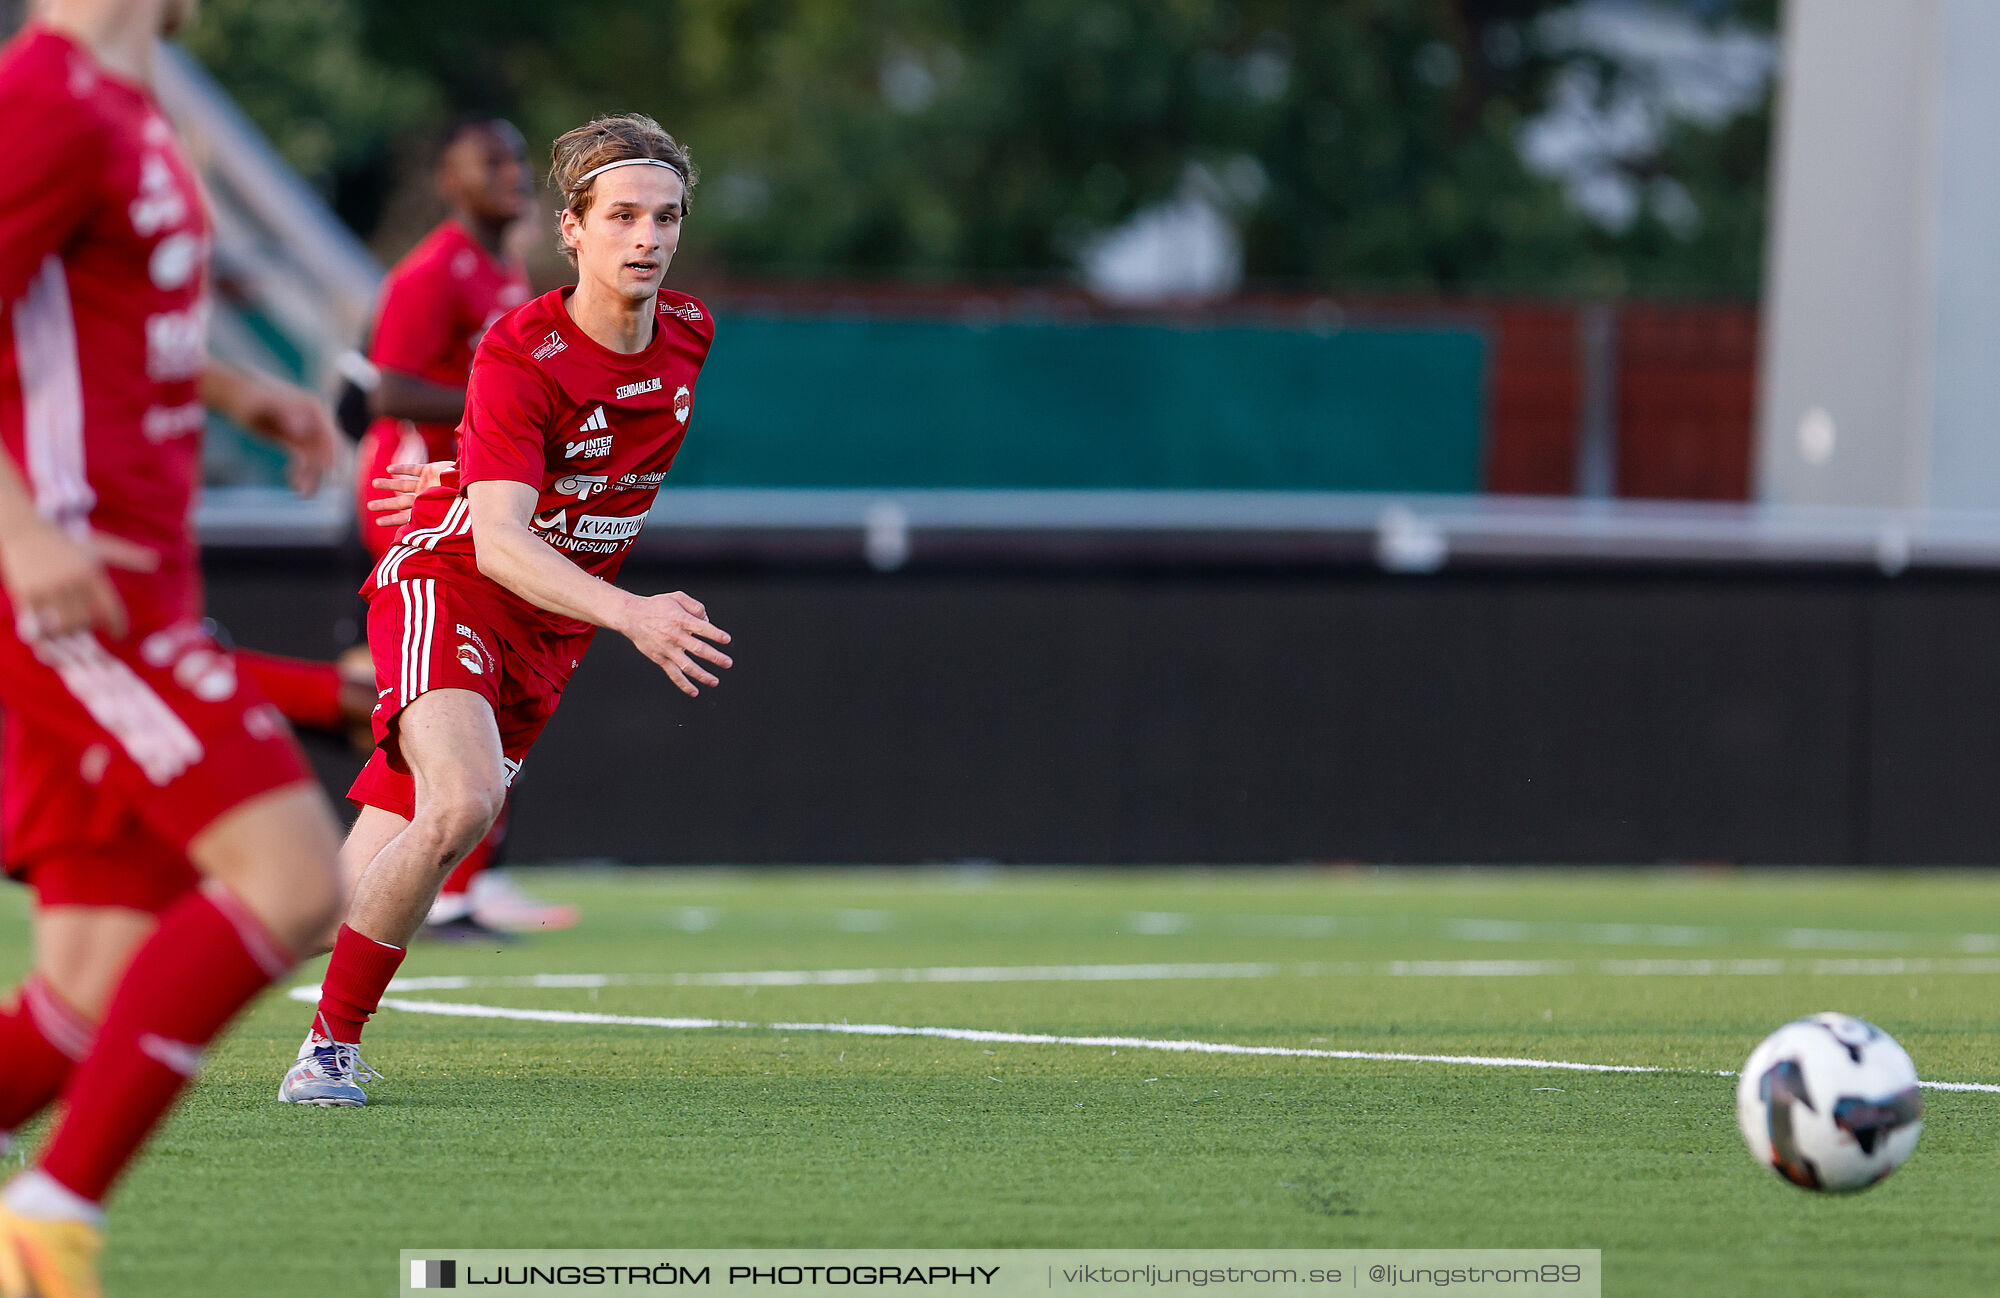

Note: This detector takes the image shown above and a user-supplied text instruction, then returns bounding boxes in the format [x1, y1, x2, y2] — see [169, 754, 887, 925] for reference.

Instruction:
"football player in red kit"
[355, 116, 531, 562]
[282, 113, 731, 1106]
[0, 1, 344, 1292]
[353, 115, 574, 939]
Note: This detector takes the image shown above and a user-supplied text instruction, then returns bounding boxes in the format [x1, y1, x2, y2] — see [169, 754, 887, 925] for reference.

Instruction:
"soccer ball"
[1736, 1012, 1923, 1192]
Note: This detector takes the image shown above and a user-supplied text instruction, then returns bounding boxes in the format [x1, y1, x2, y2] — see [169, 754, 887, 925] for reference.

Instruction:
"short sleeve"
[0, 47, 106, 305]
[366, 256, 458, 378]
[457, 341, 555, 488]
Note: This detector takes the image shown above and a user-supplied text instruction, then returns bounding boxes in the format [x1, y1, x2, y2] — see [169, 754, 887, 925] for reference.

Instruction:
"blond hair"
[547, 113, 698, 265]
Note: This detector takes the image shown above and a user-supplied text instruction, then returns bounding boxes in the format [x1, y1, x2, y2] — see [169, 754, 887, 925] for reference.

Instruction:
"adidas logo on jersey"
[566, 408, 612, 459]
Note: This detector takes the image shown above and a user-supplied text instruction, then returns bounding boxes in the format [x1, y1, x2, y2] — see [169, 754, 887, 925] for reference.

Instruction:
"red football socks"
[313, 923, 407, 1044]
[37, 884, 294, 1205]
[0, 976, 93, 1133]
[235, 649, 349, 734]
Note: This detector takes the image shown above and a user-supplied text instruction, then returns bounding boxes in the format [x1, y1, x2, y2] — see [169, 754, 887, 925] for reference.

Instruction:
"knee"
[187, 785, 346, 954]
[413, 783, 504, 867]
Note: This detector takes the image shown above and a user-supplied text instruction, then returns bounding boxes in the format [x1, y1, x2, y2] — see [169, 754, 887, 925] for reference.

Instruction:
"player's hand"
[0, 519, 154, 642]
[617, 590, 732, 697]
[369, 460, 455, 528]
[237, 378, 342, 496]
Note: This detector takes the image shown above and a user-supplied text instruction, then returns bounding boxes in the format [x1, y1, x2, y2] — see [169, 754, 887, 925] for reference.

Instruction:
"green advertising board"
[672, 316, 1486, 492]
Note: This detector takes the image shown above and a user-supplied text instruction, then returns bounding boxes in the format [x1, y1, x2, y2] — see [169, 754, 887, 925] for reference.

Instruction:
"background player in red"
[356, 115, 531, 560]
[354, 114, 572, 939]
[282, 113, 732, 1107]
[0, 1, 345, 1293]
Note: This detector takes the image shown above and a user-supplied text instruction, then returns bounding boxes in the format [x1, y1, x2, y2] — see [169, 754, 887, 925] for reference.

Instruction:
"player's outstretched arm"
[467, 479, 733, 696]
[200, 361, 343, 495]
[370, 369, 468, 426]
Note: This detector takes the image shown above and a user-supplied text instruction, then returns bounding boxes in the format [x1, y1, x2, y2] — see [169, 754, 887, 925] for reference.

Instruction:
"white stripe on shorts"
[376, 497, 469, 586]
[418, 579, 435, 695]
[397, 579, 439, 706]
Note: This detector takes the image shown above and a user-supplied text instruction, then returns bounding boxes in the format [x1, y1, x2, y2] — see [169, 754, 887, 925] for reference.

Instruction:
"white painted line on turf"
[378, 961, 1288, 993]
[1388, 960, 1576, 977]
[1099, 911, 2000, 953]
[366, 954, 2000, 995]
[277, 985, 2000, 1094]
[355, 991, 1696, 1075]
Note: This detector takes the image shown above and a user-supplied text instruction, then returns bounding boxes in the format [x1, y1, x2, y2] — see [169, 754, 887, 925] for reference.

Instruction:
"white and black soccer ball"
[1736, 1012, 1923, 1192]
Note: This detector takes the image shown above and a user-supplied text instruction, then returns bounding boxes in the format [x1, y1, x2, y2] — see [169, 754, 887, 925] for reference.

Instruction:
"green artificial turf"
[3, 867, 1997, 1297]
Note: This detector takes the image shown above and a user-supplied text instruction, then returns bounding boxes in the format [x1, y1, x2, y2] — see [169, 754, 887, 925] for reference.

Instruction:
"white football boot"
[278, 1034, 382, 1107]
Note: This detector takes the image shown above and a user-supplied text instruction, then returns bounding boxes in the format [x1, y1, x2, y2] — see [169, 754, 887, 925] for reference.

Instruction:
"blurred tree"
[186, 0, 1775, 296]
[179, 0, 438, 236]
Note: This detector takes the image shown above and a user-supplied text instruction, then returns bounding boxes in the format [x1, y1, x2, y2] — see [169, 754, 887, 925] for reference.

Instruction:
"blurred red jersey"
[0, 23, 212, 610]
[368, 219, 530, 445]
[355, 219, 529, 556]
[0, 26, 312, 879]
[366, 286, 713, 654]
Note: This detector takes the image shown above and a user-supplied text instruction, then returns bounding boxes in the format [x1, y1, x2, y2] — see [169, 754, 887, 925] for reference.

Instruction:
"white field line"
[375, 955, 2000, 994]
[382, 962, 1284, 992]
[279, 983, 2000, 1095]
[1116, 914, 2000, 953]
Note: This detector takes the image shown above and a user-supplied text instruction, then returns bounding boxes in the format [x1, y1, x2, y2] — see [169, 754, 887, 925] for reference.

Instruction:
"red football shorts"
[348, 576, 579, 820]
[0, 614, 313, 913]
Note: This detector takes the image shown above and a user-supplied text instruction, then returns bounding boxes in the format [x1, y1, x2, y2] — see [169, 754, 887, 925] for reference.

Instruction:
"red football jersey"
[364, 218, 530, 462]
[367, 286, 713, 651]
[0, 24, 212, 615]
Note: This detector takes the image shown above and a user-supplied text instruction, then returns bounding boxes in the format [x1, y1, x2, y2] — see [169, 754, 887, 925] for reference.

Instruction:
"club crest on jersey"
[531, 330, 568, 362]
[456, 642, 486, 675]
[555, 473, 610, 500]
[660, 300, 704, 322]
[615, 377, 662, 400]
[674, 384, 692, 423]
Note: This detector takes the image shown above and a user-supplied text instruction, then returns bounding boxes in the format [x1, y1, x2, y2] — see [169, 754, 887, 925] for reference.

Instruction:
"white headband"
[571, 157, 684, 191]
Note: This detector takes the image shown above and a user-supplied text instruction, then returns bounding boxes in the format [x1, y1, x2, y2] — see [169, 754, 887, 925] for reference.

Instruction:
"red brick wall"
[1614, 304, 1759, 501]
[1482, 302, 1758, 501]
[1483, 305, 1583, 495]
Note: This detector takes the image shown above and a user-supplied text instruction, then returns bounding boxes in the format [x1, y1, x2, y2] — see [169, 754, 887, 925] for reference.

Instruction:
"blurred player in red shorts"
[353, 115, 575, 940]
[0, 1, 345, 1292]
[282, 113, 731, 1106]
